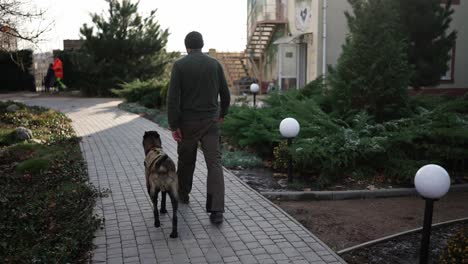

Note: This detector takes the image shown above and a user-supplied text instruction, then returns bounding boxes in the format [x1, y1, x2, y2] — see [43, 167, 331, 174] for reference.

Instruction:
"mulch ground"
[273, 192, 468, 251]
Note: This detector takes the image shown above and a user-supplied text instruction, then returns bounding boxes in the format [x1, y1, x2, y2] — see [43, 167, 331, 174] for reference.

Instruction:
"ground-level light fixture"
[250, 83, 260, 108]
[279, 118, 300, 183]
[414, 164, 451, 264]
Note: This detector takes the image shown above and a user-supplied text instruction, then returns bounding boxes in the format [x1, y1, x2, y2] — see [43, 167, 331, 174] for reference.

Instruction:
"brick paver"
[9, 95, 346, 264]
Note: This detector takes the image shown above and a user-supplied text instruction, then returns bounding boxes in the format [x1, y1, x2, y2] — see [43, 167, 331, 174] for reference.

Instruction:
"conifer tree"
[328, 0, 411, 122]
[80, 0, 174, 94]
[398, 0, 457, 89]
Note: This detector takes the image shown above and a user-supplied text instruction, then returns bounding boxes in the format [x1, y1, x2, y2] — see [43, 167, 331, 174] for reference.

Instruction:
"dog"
[142, 131, 178, 238]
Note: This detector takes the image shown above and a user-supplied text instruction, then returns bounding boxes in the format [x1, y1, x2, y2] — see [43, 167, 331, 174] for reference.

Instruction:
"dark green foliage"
[15, 158, 51, 175]
[52, 50, 94, 93]
[299, 76, 333, 113]
[112, 79, 168, 108]
[222, 151, 263, 169]
[0, 104, 101, 262]
[222, 89, 468, 186]
[79, 0, 178, 96]
[222, 105, 281, 157]
[399, 0, 457, 88]
[118, 102, 169, 128]
[328, 0, 411, 122]
[0, 101, 74, 142]
[0, 128, 17, 146]
[0, 50, 35, 92]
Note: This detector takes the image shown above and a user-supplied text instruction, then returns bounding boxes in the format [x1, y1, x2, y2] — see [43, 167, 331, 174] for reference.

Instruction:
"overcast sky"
[26, 0, 247, 53]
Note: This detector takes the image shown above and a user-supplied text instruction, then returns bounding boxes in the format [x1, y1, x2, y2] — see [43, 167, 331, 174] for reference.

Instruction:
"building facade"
[246, 0, 468, 92]
[0, 25, 18, 51]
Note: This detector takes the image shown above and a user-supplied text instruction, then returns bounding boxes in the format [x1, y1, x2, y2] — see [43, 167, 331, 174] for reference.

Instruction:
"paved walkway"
[6, 94, 345, 264]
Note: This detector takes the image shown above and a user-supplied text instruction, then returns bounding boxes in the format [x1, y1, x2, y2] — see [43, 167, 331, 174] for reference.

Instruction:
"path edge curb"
[337, 217, 468, 255]
[260, 184, 468, 201]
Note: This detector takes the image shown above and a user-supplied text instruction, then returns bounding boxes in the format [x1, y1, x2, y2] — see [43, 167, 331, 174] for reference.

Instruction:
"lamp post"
[414, 164, 451, 264]
[250, 83, 260, 108]
[279, 118, 300, 183]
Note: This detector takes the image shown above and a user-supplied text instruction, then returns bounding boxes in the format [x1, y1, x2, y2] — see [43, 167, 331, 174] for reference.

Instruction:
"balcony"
[247, 0, 287, 59]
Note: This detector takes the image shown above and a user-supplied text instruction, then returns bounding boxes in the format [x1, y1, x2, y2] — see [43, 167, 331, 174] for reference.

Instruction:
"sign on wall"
[295, 0, 312, 32]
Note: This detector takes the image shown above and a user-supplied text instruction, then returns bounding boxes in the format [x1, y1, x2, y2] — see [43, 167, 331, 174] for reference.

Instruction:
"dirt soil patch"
[273, 192, 468, 252]
[340, 221, 467, 264]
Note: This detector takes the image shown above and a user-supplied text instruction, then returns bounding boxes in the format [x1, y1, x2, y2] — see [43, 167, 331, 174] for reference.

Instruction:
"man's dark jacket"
[167, 50, 231, 130]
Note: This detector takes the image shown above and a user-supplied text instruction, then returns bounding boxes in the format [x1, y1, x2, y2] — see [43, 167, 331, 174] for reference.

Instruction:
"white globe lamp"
[414, 164, 450, 199]
[279, 118, 300, 183]
[414, 164, 451, 264]
[250, 83, 260, 93]
[279, 118, 300, 138]
[250, 83, 260, 108]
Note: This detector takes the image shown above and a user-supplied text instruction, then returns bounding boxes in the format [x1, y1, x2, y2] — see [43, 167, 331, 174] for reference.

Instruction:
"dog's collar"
[145, 147, 166, 169]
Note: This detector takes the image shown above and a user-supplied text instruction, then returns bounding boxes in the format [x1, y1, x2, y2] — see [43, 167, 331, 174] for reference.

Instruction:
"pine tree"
[79, 0, 175, 94]
[328, 0, 411, 122]
[398, 0, 457, 89]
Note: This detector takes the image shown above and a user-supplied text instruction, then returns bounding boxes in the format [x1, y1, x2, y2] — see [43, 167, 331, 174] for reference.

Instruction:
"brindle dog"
[142, 131, 178, 238]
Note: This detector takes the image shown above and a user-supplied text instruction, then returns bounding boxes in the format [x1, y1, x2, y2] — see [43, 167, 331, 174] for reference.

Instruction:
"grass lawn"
[0, 101, 101, 263]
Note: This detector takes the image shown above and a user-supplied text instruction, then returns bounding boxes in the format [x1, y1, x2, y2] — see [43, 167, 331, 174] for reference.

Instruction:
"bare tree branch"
[0, 0, 52, 52]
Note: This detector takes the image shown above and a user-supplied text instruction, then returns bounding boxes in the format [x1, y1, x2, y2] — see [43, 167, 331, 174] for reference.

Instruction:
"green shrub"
[328, 0, 411, 122]
[112, 79, 168, 108]
[0, 101, 74, 142]
[439, 226, 468, 264]
[0, 104, 100, 262]
[0, 128, 16, 146]
[16, 158, 51, 175]
[222, 89, 468, 186]
[118, 102, 169, 129]
[222, 105, 281, 157]
[272, 140, 289, 171]
[0, 50, 35, 92]
[222, 150, 263, 169]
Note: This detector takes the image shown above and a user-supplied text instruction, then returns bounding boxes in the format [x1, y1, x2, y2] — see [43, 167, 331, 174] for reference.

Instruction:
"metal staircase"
[245, 0, 287, 88]
[209, 50, 249, 94]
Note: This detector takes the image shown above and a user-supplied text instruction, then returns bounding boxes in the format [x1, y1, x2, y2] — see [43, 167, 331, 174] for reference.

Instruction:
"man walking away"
[167, 31, 230, 224]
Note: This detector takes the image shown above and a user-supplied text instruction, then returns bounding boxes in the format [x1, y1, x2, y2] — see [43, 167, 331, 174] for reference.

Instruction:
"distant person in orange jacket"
[52, 56, 66, 90]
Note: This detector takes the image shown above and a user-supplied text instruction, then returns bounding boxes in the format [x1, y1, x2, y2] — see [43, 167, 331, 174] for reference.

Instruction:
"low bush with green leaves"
[222, 150, 263, 169]
[0, 102, 101, 262]
[222, 89, 468, 186]
[112, 79, 169, 108]
[118, 102, 169, 128]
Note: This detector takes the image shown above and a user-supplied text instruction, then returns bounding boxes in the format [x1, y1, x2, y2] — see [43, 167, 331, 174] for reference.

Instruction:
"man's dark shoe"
[178, 193, 189, 204]
[210, 212, 223, 224]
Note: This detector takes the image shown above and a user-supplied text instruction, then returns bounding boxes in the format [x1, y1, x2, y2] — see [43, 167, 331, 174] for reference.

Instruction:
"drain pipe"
[322, 0, 328, 80]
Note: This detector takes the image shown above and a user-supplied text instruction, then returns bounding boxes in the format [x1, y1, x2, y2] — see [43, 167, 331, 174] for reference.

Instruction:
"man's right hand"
[172, 129, 182, 142]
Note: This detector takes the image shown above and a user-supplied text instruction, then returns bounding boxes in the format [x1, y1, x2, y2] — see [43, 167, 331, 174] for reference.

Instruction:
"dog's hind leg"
[160, 191, 168, 214]
[168, 190, 178, 238]
[153, 190, 161, 228]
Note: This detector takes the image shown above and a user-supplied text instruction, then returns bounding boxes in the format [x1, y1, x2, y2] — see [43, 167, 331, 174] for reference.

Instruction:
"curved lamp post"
[250, 83, 260, 108]
[279, 118, 300, 183]
[414, 164, 451, 264]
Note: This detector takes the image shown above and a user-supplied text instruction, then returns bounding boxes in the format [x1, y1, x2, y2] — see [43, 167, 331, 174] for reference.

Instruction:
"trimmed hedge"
[0, 50, 35, 92]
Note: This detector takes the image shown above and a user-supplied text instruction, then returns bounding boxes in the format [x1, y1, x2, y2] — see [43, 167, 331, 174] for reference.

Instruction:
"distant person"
[167, 31, 231, 224]
[52, 56, 66, 91]
[43, 63, 55, 93]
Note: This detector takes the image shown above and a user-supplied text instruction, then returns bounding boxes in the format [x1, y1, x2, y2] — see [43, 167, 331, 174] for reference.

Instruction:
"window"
[441, 45, 456, 83]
